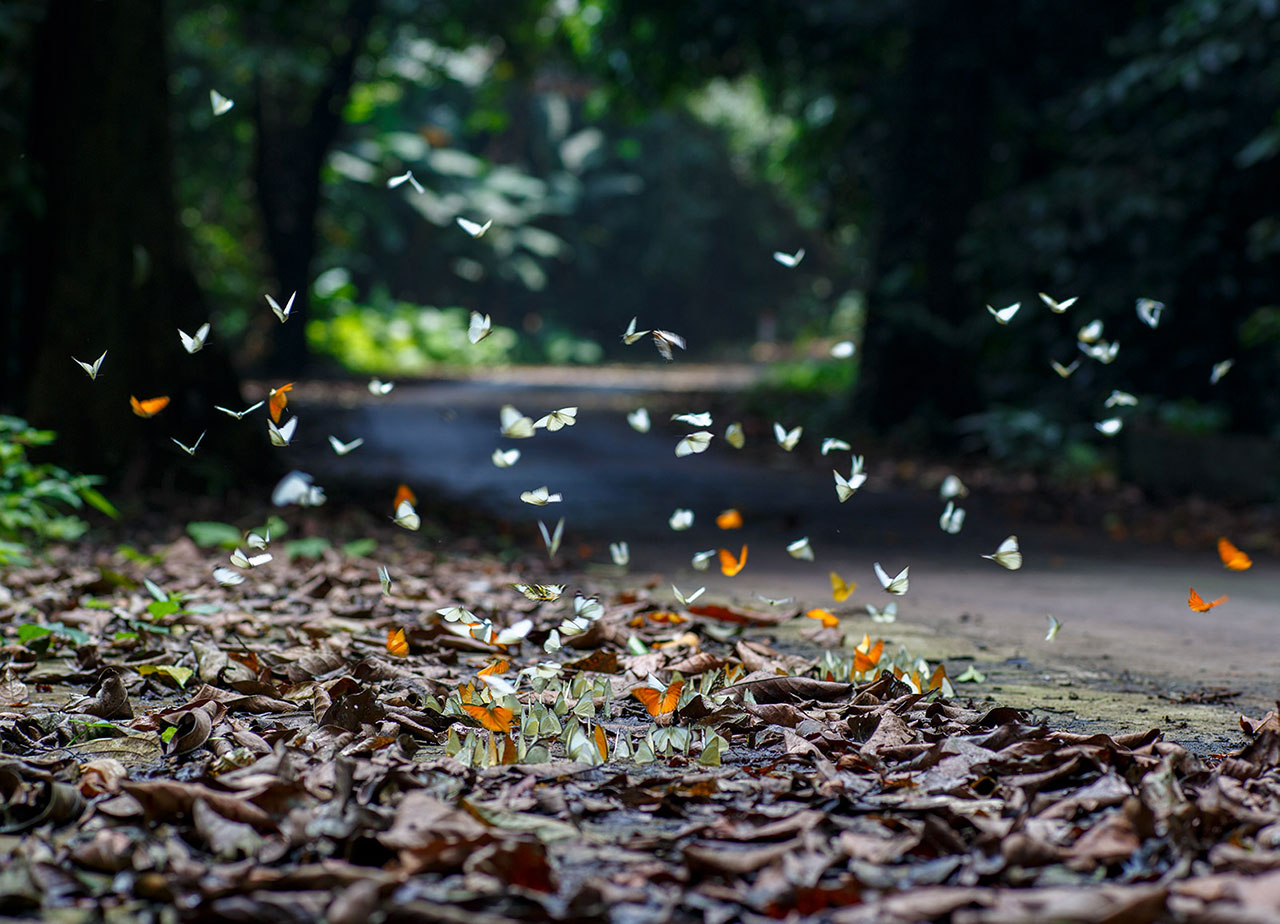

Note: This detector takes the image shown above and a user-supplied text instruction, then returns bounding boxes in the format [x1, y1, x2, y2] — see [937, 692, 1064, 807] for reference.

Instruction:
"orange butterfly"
[1188, 587, 1228, 612]
[716, 509, 743, 530]
[854, 637, 884, 674]
[592, 724, 608, 761]
[393, 483, 417, 510]
[719, 545, 748, 577]
[478, 659, 510, 676]
[386, 627, 408, 657]
[806, 608, 838, 628]
[267, 382, 294, 423]
[632, 679, 685, 717]
[130, 395, 169, 418]
[1218, 537, 1252, 571]
[462, 702, 514, 733]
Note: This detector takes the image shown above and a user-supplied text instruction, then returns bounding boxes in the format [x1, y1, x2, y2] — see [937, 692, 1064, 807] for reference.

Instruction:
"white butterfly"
[821, 438, 851, 456]
[939, 474, 968, 500]
[495, 618, 533, 646]
[1095, 418, 1123, 436]
[479, 672, 518, 697]
[834, 464, 867, 502]
[627, 408, 651, 433]
[672, 584, 706, 606]
[468, 311, 492, 344]
[171, 432, 206, 456]
[672, 411, 713, 427]
[437, 605, 477, 623]
[378, 566, 392, 596]
[543, 629, 563, 654]
[215, 400, 264, 419]
[368, 378, 394, 396]
[392, 499, 421, 531]
[1136, 298, 1164, 329]
[724, 422, 746, 449]
[786, 537, 814, 561]
[178, 323, 211, 354]
[1038, 292, 1077, 313]
[772, 248, 805, 268]
[573, 594, 605, 621]
[774, 423, 802, 451]
[492, 448, 520, 468]
[1210, 359, 1233, 384]
[873, 562, 910, 595]
[939, 501, 965, 535]
[1079, 339, 1119, 364]
[230, 548, 272, 569]
[209, 89, 234, 116]
[1104, 390, 1138, 408]
[830, 340, 856, 359]
[867, 601, 898, 624]
[328, 435, 364, 455]
[534, 407, 578, 431]
[622, 316, 651, 345]
[691, 549, 715, 571]
[1045, 614, 1062, 642]
[1051, 359, 1080, 379]
[265, 292, 296, 323]
[675, 431, 713, 457]
[668, 509, 694, 531]
[271, 470, 325, 507]
[213, 566, 245, 586]
[457, 216, 492, 238]
[246, 529, 270, 550]
[387, 170, 424, 194]
[500, 404, 536, 439]
[755, 593, 795, 606]
[520, 485, 562, 505]
[1077, 319, 1104, 343]
[982, 535, 1022, 570]
[538, 517, 564, 557]
[986, 302, 1021, 325]
[267, 417, 298, 447]
[72, 350, 107, 380]
[513, 583, 565, 602]
[651, 329, 686, 362]
[609, 541, 630, 567]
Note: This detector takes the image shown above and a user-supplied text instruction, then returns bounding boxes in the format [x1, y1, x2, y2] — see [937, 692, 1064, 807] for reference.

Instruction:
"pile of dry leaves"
[2, 523, 1279, 923]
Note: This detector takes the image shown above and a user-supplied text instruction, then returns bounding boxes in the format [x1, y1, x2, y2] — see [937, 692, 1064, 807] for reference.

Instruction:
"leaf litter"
[1, 509, 1280, 922]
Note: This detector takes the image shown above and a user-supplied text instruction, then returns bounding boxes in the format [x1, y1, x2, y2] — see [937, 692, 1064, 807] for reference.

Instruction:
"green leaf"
[17, 621, 92, 646]
[186, 520, 242, 548]
[81, 487, 119, 519]
[115, 544, 161, 565]
[146, 599, 181, 620]
[342, 538, 377, 558]
[143, 578, 168, 602]
[136, 664, 194, 689]
[285, 537, 331, 560]
[160, 726, 178, 743]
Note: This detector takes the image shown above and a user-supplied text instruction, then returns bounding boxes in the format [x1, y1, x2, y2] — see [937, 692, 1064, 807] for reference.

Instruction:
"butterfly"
[378, 566, 392, 596]
[130, 396, 170, 418]
[392, 499, 421, 531]
[1218, 537, 1252, 571]
[230, 548, 272, 568]
[867, 601, 897, 624]
[245, 529, 269, 551]
[673, 431, 713, 457]
[830, 571, 856, 602]
[716, 509, 743, 530]
[468, 311, 492, 344]
[772, 248, 805, 268]
[1095, 418, 1123, 436]
[1038, 292, 1077, 313]
[939, 474, 968, 500]
[672, 584, 705, 606]
[821, 438, 851, 456]
[72, 350, 107, 380]
[267, 383, 293, 423]
[982, 535, 1022, 570]
[328, 435, 364, 456]
[939, 501, 965, 534]
[492, 448, 520, 468]
[1105, 390, 1138, 408]
[633, 679, 685, 717]
[622, 316, 651, 345]
[1077, 319, 1104, 343]
[651, 329, 686, 362]
[609, 541, 630, 566]
[755, 594, 794, 606]
[368, 378, 394, 396]
[478, 671, 517, 697]
[854, 637, 885, 674]
[500, 404, 536, 439]
[271, 470, 326, 507]
[806, 608, 837, 628]
[393, 484, 417, 510]
[520, 485, 562, 505]
[573, 594, 605, 622]
[178, 323, 210, 354]
[538, 517, 564, 557]
[691, 549, 716, 571]
[534, 407, 577, 431]
[724, 422, 746, 449]
[265, 291, 295, 323]
[986, 302, 1020, 325]
[1051, 359, 1080, 379]
[834, 464, 868, 502]
[1136, 298, 1164, 329]
[774, 423, 802, 451]
[513, 583, 565, 602]
[462, 702, 514, 733]
[456, 216, 493, 238]
[209, 89, 235, 116]
[1210, 359, 1233, 385]
[386, 628, 409, 657]
[873, 562, 910, 595]
[1188, 586, 1227, 612]
[494, 618, 533, 646]
[1079, 340, 1120, 364]
[268, 417, 298, 447]
[171, 432, 206, 456]
[437, 606, 478, 624]
[672, 411, 713, 427]
[668, 509, 694, 531]
[1045, 614, 1062, 642]
[627, 408, 651, 433]
[387, 170, 424, 194]
[215, 400, 264, 419]
[213, 566, 245, 586]
[787, 537, 814, 561]
[719, 545, 748, 577]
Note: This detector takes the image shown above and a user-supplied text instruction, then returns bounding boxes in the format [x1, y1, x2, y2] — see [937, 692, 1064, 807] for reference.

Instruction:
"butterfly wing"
[1218, 537, 1252, 571]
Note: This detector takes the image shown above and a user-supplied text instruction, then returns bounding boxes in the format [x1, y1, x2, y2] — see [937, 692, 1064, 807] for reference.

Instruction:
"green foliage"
[185, 521, 243, 549]
[0, 416, 117, 566]
[746, 359, 859, 438]
[284, 537, 331, 560]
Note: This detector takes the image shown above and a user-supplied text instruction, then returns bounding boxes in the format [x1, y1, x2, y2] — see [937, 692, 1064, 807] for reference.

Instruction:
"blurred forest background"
[2, 0, 1279, 495]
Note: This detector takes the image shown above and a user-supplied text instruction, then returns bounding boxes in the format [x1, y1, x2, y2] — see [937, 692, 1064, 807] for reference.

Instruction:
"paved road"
[292, 370, 1280, 726]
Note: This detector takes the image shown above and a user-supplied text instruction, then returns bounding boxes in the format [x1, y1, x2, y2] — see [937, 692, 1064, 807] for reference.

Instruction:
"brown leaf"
[120, 779, 275, 831]
[731, 675, 853, 704]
